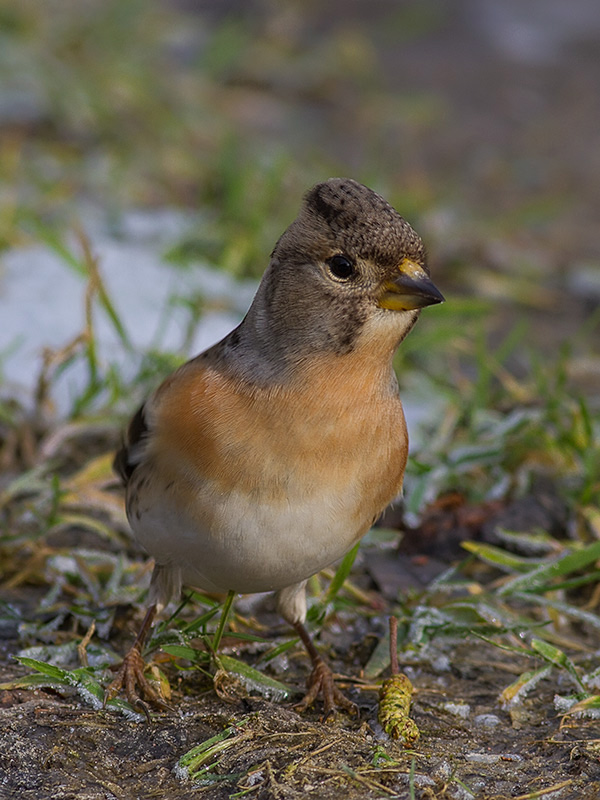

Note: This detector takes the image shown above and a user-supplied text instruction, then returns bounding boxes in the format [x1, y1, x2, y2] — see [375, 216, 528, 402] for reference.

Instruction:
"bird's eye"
[327, 254, 355, 281]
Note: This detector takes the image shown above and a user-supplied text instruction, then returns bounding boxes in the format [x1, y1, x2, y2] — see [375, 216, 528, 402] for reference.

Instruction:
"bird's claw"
[104, 645, 172, 718]
[293, 658, 358, 721]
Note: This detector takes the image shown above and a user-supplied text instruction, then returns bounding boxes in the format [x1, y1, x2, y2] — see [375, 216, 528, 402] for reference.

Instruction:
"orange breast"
[148, 348, 408, 526]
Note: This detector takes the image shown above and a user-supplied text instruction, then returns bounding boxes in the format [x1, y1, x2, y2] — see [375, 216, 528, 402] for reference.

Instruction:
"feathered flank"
[113, 404, 148, 483]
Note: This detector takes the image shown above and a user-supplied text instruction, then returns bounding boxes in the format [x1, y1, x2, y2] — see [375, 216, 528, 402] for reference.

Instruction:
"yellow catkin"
[378, 673, 419, 747]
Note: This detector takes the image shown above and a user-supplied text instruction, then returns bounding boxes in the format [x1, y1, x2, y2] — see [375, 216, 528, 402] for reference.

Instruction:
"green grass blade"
[512, 592, 600, 631]
[462, 541, 539, 573]
[15, 656, 72, 682]
[219, 655, 295, 701]
[498, 541, 600, 596]
[530, 639, 585, 691]
[326, 541, 360, 602]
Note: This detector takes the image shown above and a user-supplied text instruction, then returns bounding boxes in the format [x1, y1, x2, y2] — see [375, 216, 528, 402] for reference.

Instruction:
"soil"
[1, 633, 598, 800]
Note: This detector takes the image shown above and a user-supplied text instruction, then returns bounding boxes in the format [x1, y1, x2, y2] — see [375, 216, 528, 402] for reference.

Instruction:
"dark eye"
[327, 254, 355, 281]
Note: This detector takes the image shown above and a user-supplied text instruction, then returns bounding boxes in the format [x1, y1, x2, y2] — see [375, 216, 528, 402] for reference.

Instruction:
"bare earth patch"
[1, 636, 598, 800]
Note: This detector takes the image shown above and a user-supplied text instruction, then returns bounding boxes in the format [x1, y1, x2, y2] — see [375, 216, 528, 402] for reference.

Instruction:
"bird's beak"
[378, 258, 445, 311]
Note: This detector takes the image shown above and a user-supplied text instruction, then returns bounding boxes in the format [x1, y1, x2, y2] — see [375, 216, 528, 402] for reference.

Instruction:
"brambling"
[108, 178, 444, 717]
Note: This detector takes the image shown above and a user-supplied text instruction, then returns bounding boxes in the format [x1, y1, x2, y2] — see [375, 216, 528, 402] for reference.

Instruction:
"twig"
[78, 621, 96, 667]
[389, 616, 399, 675]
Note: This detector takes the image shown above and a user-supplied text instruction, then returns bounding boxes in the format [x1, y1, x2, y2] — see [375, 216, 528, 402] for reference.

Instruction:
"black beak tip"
[429, 285, 445, 305]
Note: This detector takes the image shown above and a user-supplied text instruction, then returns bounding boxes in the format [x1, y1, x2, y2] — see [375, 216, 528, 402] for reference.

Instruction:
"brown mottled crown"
[302, 178, 426, 270]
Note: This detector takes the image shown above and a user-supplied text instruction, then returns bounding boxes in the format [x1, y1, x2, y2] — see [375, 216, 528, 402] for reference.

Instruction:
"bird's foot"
[104, 645, 171, 719]
[293, 656, 358, 721]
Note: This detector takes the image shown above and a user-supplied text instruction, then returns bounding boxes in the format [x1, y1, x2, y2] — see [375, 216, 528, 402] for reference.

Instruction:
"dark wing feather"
[113, 404, 148, 484]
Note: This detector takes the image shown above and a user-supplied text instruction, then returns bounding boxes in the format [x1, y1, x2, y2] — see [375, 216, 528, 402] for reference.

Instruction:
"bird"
[107, 178, 444, 717]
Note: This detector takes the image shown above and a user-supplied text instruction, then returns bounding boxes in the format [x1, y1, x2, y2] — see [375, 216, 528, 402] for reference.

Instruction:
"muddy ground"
[1, 623, 598, 799]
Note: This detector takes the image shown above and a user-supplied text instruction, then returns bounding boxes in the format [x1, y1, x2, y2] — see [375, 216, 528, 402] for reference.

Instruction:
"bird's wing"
[113, 402, 150, 484]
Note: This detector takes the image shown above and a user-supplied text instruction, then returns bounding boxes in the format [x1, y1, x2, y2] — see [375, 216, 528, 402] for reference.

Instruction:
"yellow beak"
[378, 258, 445, 311]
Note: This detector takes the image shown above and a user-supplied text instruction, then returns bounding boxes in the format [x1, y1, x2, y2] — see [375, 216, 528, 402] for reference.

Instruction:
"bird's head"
[248, 178, 444, 363]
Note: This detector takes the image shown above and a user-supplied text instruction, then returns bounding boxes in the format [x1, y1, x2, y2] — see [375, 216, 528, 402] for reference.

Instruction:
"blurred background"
[1, 0, 599, 413]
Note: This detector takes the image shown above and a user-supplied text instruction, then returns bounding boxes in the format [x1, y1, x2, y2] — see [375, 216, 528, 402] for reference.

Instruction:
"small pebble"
[431, 655, 451, 672]
[432, 760, 452, 781]
[442, 702, 471, 719]
[466, 752, 523, 765]
[447, 783, 475, 800]
[469, 778, 486, 793]
[465, 753, 500, 764]
[568, 262, 600, 300]
[413, 775, 436, 789]
[474, 713, 501, 728]
[392, 773, 436, 790]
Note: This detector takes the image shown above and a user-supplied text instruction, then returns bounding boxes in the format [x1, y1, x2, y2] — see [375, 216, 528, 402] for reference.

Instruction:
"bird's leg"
[292, 620, 358, 719]
[104, 603, 171, 716]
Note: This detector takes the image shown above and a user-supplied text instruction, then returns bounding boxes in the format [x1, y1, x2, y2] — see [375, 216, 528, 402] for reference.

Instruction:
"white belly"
[131, 481, 367, 594]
